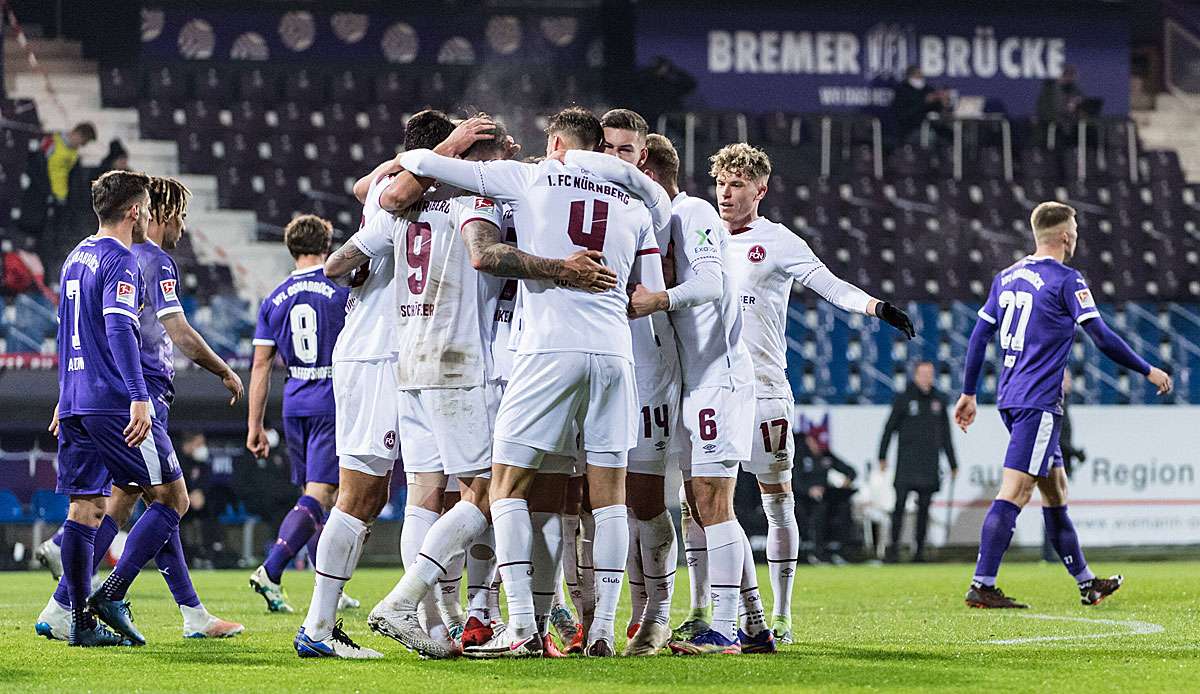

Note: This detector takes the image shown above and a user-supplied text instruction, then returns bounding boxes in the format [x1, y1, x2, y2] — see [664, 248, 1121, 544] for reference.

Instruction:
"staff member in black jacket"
[877, 362, 958, 562]
[796, 416, 858, 565]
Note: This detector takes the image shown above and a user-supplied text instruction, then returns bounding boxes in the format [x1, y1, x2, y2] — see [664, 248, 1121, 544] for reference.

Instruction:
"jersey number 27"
[997, 290, 1033, 352]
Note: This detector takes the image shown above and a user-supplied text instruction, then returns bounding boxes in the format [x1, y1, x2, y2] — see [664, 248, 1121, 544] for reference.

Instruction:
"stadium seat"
[30, 489, 67, 524]
[0, 489, 28, 523]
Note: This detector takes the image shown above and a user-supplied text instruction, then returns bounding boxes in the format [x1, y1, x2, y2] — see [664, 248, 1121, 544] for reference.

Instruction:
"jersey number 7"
[567, 199, 608, 252]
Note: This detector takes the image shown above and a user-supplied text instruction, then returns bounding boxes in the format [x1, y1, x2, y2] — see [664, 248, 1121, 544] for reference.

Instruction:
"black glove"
[876, 301, 915, 339]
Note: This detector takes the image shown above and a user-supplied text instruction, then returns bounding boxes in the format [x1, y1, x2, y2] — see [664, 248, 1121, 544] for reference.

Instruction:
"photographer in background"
[795, 416, 858, 565]
[878, 361, 957, 563]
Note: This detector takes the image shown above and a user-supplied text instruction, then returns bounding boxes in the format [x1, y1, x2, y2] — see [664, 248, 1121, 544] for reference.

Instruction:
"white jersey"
[725, 216, 826, 399]
[332, 173, 397, 363]
[631, 217, 679, 380]
[484, 204, 520, 383]
[354, 185, 504, 389]
[406, 156, 658, 362]
[668, 192, 753, 389]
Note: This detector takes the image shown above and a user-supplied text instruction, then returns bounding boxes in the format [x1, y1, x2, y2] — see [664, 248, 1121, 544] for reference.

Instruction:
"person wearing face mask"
[892, 66, 950, 143]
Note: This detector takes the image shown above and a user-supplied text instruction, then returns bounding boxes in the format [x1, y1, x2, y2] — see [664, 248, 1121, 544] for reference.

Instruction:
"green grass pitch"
[2, 561, 1196, 692]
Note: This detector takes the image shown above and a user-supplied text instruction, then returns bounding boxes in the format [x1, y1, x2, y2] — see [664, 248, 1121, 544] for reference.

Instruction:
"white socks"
[590, 504, 629, 645]
[761, 492, 798, 623]
[384, 501, 487, 613]
[303, 508, 369, 641]
[637, 510, 678, 626]
[681, 502, 710, 615]
[492, 497, 536, 637]
[466, 526, 496, 623]
[626, 511, 646, 630]
[400, 506, 438, 569]
[705, 520, 744, 642]
[739, 527, 767, 637]
[530, 511, 564, 632]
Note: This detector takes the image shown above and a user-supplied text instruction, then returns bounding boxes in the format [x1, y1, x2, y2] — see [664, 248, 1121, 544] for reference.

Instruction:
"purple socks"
[972, 499, 1020, 586]
[61, 520, 98, 631]
[96, 503, 181, 602]
[54, 516, 118, 608]
[1043, 505, 1095, 584]
[51, 524, 65, 547]
[263, 495, 325, 584]
[156, 528, 201, 608]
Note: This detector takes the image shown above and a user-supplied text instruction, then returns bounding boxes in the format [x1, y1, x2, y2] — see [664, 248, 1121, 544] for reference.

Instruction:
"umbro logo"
[702, 443, 718, 453]
[655, 441, 667, 450]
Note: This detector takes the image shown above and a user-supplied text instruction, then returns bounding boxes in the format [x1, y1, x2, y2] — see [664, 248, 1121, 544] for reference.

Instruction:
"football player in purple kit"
[36, 177, 244, 641]
[955, 202, 1173, 609]
[247, 215, 351, 613]
[50, 171, 193, 647]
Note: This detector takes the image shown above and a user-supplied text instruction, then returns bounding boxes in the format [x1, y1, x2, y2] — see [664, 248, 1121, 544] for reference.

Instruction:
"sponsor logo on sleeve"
[693, 228, 713, 247]
[475, 198, 495, 210]
[160, 278, 178, 302]
[747, 244, 767, 263]
[1074, 288, 1095, 309]
[116, 281, 136, 307]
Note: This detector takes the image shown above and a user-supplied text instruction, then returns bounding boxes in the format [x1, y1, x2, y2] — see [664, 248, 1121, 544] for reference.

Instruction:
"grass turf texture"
[2, 561, 1196, 692]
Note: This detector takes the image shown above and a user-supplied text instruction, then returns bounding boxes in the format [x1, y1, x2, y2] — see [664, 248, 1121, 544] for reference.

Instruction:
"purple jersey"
[253, 266, 348, 417]
[57, 236, 147, 416]
[133, 240, 184, 403]
[977, 256, 1098, 415]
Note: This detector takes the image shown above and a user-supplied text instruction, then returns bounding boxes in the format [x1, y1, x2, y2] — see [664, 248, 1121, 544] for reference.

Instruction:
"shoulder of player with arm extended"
[563, 149, 672, 233]
[160, 311, 233, 377]
[400, 149, 532, 200]
[1080, 314, 1151, 375]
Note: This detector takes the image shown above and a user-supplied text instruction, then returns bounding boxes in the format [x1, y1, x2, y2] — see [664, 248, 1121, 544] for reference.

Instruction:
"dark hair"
[148, 176, 192, 224]
[91, 170, 151, 226]
[461, 112, 509, 160]
[644, 134, 680, 186]
[404, 109, 455, 152]
[600, 108, 648, 139]
[73, 121, 98, 143]
[545, 106, 603, 150]
[905, 65, 921, 79]
[284, 214, 333, 258]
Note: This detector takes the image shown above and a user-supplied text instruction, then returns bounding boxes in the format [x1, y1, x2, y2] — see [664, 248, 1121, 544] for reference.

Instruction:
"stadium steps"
[5, 38, 281, 302]
[1135, 93, 1200, 181]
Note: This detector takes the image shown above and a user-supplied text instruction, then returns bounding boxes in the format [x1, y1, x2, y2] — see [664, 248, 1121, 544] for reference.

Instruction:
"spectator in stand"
[634, 56, 697, 126]
[97, 139, 130, 177]
[878, 361, 957, 563]
[41, 122, 96, 205]
[795, 415, 858, 565]
[1036, 65, 1085, 142]
[892, 66, 950, 144]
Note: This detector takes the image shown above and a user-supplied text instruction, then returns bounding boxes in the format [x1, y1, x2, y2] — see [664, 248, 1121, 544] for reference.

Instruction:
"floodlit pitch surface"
[4, 562, 1196, 692]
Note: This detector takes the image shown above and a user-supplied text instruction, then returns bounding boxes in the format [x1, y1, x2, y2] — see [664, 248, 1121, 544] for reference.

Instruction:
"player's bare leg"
[90, 477, 191, 645]
[1035, 467, 1121, 605]
[670, 473, 743, 655]
[529, 470, 569, 657]
[295, 465, 389, 659]
[561, 475, 587, 652]
[757, 476, 797, 645]
[624, 471, 676, 656]
[966, 468, 1033, 609]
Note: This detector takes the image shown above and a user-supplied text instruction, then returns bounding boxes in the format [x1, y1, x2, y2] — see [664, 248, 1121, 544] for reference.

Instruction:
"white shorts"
[743, 397, 795, 483]
[494, 351, 637, 457]
[398, 383, 500, 477]
[334, 358, 401, 461]
[628, 362, 681, 476]
[676, 382, 754, 479]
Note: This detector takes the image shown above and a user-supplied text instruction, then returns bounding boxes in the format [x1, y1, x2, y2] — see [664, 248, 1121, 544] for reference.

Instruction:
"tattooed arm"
[324, 239, 371, 286]
[462, 219, 617, 293]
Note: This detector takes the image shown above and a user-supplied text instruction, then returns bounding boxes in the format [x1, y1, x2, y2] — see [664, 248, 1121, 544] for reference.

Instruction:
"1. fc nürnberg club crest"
[748, 244, 766, 263]
[383, 430, 397, 450]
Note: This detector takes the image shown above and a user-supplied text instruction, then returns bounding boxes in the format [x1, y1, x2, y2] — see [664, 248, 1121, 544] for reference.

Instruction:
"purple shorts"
[1000, 407, 1063, 478]
[284, 415, 339, 487]
[56, 415, 182, 496]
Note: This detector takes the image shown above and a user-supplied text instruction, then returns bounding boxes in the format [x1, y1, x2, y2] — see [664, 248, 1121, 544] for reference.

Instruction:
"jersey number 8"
[289, 303, 319, 364]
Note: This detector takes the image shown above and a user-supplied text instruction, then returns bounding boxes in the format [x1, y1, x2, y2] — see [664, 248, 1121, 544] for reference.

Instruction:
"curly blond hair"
[709, 142, 772, 181]
[148, 176, 192, 225]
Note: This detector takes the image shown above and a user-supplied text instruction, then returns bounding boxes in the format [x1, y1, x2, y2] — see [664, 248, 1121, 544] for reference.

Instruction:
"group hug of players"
[39, 103, 1171, 658]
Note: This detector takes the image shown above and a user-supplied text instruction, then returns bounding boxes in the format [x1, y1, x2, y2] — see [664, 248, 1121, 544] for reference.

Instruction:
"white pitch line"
[984, 613, 1165, 645]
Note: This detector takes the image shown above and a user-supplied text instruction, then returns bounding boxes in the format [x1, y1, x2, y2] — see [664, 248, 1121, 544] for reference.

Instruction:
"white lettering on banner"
[796, 405, 1200, 548]
[708, 25, 1065, 81]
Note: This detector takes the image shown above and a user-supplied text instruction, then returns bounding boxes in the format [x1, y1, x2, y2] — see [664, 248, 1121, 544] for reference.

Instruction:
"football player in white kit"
[591, 109, 681, 656]
[611, 135, 764, 655]
[362, 116, 619, 660]
[399, 107, 670, 658]
[296, 111, 496, 658]
[717, 143, 915, 644]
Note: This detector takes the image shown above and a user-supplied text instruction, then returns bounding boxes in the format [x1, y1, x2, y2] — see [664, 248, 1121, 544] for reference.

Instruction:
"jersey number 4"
[567, 199, 608, 252]
[997, 290, 1033, 352]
